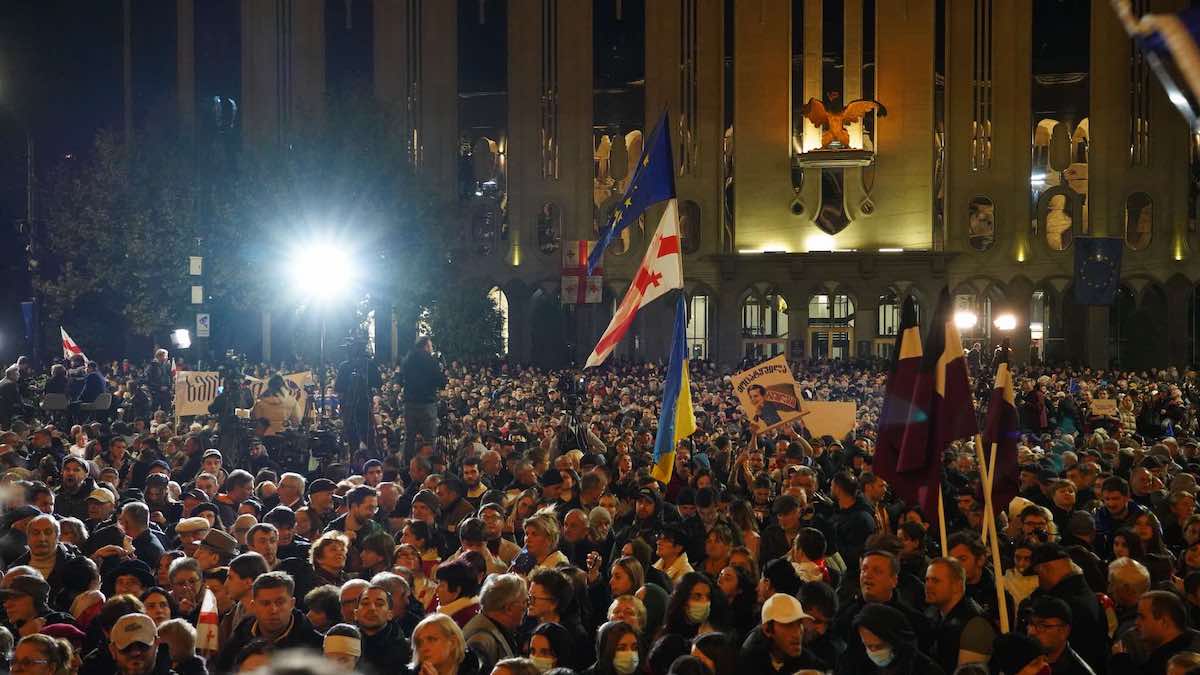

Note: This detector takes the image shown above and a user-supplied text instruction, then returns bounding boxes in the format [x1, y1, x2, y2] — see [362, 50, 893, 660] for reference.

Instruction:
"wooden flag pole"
[974, 433, 1010, 633]
[937, 485, 950, 557]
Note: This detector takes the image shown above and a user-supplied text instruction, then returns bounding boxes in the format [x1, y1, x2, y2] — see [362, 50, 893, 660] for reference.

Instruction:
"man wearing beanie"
[54, 455, 96, 521]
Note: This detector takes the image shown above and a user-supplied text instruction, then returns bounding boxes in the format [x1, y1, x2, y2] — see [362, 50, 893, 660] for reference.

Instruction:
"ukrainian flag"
[651, 294, 696, 484]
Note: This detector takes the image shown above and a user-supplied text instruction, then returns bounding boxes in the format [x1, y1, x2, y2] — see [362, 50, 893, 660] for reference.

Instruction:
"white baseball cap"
[111, 614, 157, 650]
[761, 593, 811, 624]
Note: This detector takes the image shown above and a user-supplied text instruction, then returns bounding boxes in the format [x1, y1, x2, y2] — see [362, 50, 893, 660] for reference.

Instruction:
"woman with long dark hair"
[660, 573, 728, 641]
[583, 621, 642, 675]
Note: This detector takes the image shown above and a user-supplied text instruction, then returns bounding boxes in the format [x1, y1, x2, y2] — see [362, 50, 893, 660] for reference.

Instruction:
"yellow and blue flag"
[651, 294, 696, 484]
[588, 112, 676, 274]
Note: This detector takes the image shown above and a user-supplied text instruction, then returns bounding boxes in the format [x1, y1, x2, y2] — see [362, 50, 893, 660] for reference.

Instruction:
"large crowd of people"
[2, 339, 1200, 675]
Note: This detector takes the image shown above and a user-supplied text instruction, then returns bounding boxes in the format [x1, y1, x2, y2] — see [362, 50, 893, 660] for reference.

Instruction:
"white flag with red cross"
[561, 240, 603, 304]
[585, 198, 683, 368]
[61, 327, 87, 362]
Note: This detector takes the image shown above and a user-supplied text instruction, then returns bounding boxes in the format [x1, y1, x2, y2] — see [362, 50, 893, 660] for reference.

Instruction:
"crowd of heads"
[0, 351, 1199, 675]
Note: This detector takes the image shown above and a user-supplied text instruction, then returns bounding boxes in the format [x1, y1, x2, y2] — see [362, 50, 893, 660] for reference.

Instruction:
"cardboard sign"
[731, 354, 805, 432]
[801, 401, 858, 440]
[1090, 399, 1118, 417]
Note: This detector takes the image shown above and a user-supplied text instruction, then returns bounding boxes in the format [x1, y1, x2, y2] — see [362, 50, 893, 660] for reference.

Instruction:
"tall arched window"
[741, 290, 788, 357]
[809, 293, 855, 360]
[878, 291, 900, 336]
[488, 286, 510, 355]
[686, 293, 710, 360]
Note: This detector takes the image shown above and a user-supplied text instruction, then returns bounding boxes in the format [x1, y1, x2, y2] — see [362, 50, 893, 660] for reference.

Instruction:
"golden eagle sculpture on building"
[801, 96, 888, 149]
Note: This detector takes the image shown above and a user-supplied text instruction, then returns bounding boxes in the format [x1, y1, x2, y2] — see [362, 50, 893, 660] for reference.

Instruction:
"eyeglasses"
[528, 594, 554, 604]
[1030, 620, 1067, 631]
[10, 658, 50, 671]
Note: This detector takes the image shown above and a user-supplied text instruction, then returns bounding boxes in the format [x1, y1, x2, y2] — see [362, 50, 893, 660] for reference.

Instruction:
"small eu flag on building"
[1073, 237, 1123, 306]
[588, 112, 677, 274]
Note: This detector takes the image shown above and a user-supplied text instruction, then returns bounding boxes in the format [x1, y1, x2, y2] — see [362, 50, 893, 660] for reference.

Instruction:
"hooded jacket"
[829, 495, 877, 575]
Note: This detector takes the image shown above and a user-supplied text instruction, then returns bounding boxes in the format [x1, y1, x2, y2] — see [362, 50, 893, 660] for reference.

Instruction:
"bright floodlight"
[953, 311, 978, 331]
[993, 313, 1018, 331]
[289, 240, 356, 303]
[172, 329, 192, 349]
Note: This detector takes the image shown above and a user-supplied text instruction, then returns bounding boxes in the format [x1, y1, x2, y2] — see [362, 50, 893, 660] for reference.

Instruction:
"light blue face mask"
[867, 646, 895, 667]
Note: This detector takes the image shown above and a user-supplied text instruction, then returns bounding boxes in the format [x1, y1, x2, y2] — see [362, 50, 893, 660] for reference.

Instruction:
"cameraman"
[399, 335, 446, 459]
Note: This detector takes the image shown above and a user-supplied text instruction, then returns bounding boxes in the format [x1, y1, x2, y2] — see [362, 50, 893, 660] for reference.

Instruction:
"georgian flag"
[195, 586, 220, 653]
[584, 199, 684, 368]
[61, 327, 87, 362]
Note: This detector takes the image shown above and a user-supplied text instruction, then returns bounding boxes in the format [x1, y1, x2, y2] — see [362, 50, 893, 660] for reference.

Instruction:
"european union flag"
[588, 112, 676, 274]
[1074, 237, 1123, 305]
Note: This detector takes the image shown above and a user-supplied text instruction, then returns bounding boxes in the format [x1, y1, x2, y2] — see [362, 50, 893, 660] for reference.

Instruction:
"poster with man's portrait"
[731, 354, 805, 433]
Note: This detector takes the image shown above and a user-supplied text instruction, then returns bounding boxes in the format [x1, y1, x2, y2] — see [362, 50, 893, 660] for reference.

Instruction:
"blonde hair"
[607, 595, 647, 633]
[157, 618, 196, 662]
[310, 531, 351, 567]
[409, 613, 466, 669]
[522, 512, 560, 548]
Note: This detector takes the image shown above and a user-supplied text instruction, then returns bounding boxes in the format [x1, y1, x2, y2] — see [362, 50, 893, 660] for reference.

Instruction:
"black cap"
[1030, 542, 1071, 568]
[1028, 595, 1073, 623]
[540, 469, 563, 487]
[636, 488, 657, 502]
[309, 478, 336, 495]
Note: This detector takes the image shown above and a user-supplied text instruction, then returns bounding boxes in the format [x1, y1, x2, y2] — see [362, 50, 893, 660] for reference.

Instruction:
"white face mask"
[613, 650, 640, 675]
[530, 656, 556, 673]
[866, 646, 895, 667]
[686, 600, 711, 624]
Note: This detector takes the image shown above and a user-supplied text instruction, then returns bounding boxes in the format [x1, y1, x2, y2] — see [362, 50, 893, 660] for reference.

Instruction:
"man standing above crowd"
[400, 336, 446, 459]
[145, 349, 173, 413]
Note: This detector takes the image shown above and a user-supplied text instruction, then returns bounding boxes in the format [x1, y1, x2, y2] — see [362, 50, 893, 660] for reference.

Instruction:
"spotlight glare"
[289, 239, 356, 303]
[953, 311, 978, 330]
[172, 329, 192, 349]
[993, 313, 1018, 331]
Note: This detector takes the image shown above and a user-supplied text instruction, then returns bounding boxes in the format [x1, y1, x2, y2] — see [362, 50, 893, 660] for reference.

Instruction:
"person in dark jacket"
[837, 603, 945, 675]
[1110, 590, 1200, 675]
[107, 614, 179, 675]
[758, 495, 803, 565]
[354, 585, 413, 674]
[1023, 543, 1109, 674]
[1025, 596, 1095, 675]
[212, 572, 322, 674]
[740, 593, 828, 675]
[399, 336, 447, 459]
[829, 473, 877, 582]
[54, 455, 97, 522]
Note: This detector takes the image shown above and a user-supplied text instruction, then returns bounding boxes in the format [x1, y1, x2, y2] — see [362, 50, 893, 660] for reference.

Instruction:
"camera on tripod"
[555, 373, 587, 452]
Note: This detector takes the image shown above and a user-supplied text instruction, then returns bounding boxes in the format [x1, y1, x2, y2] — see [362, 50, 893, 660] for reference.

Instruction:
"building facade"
[173, 0, 1200, 368]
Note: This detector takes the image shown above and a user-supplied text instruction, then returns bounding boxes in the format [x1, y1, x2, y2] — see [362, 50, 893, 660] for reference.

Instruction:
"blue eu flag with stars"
[1074, 237, 1123, 305]
[588, 112, 676, 274]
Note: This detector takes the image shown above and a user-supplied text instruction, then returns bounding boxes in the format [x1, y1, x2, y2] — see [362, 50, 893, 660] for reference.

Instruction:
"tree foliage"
[33, 93, 504, 361]
[426, 283, 506, 362]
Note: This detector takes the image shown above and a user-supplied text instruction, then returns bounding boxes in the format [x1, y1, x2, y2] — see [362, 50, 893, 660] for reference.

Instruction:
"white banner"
[174, 371, 221, 419]
[174, 370, 314, 421]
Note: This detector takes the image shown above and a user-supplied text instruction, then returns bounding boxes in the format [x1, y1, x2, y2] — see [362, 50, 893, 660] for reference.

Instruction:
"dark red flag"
[915, 289, 980, 518]
[983, 340, 1019, 518]
[873, 297, 932, 511]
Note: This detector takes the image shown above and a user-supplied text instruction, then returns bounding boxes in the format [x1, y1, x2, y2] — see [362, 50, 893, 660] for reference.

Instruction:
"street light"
[288, 237, 360, 421]
[953, 311, 978, 331]
[993, 313, 1018, 332]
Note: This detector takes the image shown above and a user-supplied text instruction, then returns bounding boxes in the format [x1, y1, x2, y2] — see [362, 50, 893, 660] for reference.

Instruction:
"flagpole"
[937, 485, 949, 557]
[975, 433, 1010, 633]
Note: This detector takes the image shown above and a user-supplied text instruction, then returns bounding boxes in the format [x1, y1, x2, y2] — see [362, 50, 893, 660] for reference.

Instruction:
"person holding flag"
[651, 294, 697, 485]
